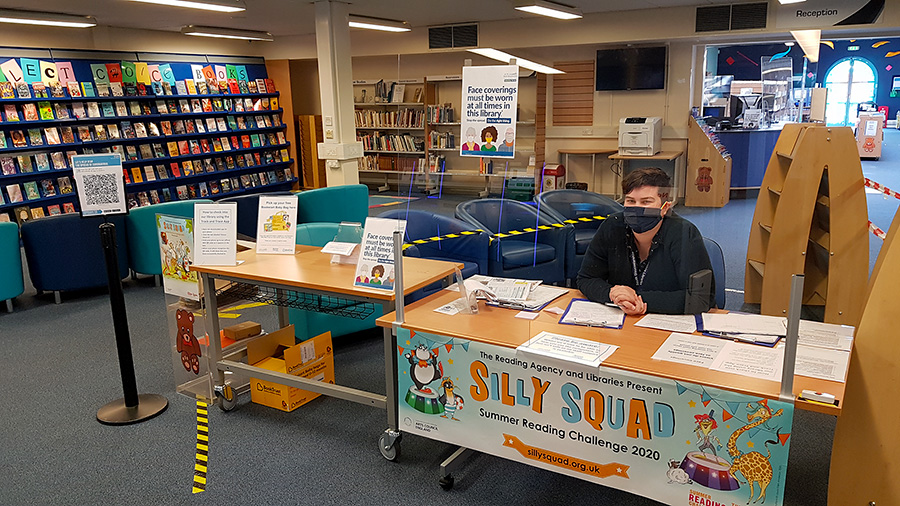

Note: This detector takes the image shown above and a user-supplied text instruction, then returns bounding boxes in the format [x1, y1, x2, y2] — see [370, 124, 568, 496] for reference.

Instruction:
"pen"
[571, 318, 615, 328]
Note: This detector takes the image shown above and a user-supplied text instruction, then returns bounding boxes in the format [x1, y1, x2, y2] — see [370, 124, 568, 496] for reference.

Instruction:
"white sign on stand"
[461, 65, 518, 158]
[71, 154, 127, 216]
[255, 195, 298, 254]
[354, 217, 406, 291]
[193, 203, 237, 266]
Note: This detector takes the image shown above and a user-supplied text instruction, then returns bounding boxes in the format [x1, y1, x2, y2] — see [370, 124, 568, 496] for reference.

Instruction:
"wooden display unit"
[744, 124, 868, 326]
[295, 114, 325, 189]
[828, 205, 900, 505]
[685, 116, 732, 207]
[856, 111, 884, 159]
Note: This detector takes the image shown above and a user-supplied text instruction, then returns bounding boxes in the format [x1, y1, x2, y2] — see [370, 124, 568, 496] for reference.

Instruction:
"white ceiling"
[3, 0, 734, 37]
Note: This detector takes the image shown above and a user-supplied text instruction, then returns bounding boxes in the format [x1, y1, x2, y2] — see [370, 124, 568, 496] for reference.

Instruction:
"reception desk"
[715, 127, 781, 189]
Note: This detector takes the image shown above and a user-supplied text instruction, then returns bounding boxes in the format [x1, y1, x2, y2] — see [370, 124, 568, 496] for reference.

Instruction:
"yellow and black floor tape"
[192, 399, 209, 494]
[402, 215, 608, 250]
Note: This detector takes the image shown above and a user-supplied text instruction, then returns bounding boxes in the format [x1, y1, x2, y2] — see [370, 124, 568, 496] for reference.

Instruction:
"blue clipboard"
[694, 314, 783, 347]
[557, 298, 624, 329]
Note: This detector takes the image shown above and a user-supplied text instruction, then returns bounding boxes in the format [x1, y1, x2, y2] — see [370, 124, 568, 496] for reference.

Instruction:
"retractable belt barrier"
[401, 215, 609, 251]
[864, 178, 900, 241]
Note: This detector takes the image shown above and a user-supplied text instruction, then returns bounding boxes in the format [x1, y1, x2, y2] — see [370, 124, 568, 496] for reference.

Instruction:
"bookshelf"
[743, 124, 868, 326]
[684, 115, 732, 207]
[0, 65, 294, 224]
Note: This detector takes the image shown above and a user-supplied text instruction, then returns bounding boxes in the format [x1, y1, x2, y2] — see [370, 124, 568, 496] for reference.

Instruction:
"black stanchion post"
[96, 220, 168, 425]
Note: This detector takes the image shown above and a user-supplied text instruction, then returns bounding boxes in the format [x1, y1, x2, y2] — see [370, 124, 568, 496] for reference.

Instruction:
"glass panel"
[850, 59, 876, 83]
[825, 61, 852, 83]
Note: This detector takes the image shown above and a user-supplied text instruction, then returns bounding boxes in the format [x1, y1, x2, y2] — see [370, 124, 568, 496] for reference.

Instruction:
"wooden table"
[557, 148, 618, 194]
[191, 245, 461, 432]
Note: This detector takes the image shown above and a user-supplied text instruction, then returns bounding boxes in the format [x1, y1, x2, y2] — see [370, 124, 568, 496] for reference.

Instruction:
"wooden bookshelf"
[685, 116, 732, 207]
[744, 124, 868, 326]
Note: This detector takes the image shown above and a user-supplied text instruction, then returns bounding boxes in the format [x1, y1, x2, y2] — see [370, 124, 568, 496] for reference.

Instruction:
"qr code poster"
[72, 154, 127, 216]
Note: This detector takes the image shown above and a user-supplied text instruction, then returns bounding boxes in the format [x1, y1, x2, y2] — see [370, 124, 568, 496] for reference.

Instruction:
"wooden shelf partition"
[685, 116, 733, 207]
[744, 124, 868, 326]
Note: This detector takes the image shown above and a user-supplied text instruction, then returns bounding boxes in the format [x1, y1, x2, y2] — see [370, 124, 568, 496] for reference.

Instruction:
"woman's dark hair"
[622, 167, 672, 200]
[481, 126, 498, 143]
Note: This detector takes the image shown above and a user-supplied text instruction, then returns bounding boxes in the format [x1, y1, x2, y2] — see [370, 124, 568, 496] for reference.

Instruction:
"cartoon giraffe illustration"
[726, 400, 783, 504]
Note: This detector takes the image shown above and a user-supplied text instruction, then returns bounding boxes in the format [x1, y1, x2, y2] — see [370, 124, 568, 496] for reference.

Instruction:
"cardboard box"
[223, 321, 261, 340]
[248, 325, 335, 412]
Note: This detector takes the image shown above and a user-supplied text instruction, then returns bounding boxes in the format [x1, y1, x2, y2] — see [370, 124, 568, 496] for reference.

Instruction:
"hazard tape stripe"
[401, 215, 609, 250]
[865, 178, 900, 200]
[868, 220, 887, 240]
[192, 400, 209, 494]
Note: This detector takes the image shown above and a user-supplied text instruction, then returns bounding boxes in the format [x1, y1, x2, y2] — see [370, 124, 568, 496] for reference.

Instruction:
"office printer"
[618, 117, 662, 156]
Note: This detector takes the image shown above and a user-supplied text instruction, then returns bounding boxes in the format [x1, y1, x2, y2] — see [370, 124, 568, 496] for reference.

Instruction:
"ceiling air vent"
[731, 3, 768, 30]
[429, 23, 478, 50]
[696, 3, 767, 33]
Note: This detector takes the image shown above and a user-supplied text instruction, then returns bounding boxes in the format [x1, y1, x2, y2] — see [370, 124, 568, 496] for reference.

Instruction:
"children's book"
[50, 152, 67, 169]
[30, 207, 45, 219]
[57, 176, 73, 194]
[39, 178, 56, 197]
[22, 103, 39, 121]
[63, 202, 76, 213]
[67, 82, 82, 98]
[6, 184, 24, 203]
[23, 181, 40, 200]
[47, 204, 61, 216]
[27, 129, 43, 146]
[16, 82, 32, 99]
[34, 153, 50, 171]
[44, 127, 61, 145]
[0, 82, 15, 98]
[0, 157, 16, 175]
[37, 101, 54, 120]
[54, 102, 69, 119]
[4, 104, 19, 122]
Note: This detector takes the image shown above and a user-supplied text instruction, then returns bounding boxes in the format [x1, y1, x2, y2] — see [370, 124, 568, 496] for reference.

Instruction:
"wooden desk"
[557, 149, 618, 194]
[192, 245, 461, 428]
[376, 288, 847, 502]
[379, 289, 844, 416]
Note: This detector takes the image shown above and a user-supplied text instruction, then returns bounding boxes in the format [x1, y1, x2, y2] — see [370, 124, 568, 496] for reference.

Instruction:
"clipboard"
[558, 298, 625, 329]
[485, 285, 568, 312]
[694, 314, 783, 347]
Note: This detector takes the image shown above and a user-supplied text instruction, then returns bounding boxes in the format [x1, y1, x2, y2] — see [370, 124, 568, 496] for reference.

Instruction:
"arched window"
[823, 57, 878, 126]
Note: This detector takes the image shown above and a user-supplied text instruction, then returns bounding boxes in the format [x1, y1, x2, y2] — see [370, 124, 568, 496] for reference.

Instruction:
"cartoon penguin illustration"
[405, 344, 443, 393]
[438, 378, 464, 420]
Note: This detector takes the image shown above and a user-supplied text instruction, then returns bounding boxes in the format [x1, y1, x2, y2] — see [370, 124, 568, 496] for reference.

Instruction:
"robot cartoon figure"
[695, 166, 713, 192]
[439, 378, 464, 420]
[176, 309, 202, 374]
[405, 344, 443, 393]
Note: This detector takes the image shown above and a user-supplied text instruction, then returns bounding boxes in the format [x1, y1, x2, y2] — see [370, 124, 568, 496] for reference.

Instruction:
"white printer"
[618, 117, 662, 156]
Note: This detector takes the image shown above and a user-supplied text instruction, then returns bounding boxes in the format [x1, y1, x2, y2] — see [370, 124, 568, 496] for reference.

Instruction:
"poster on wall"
[460, 65, 518, 158]
[396, 328, 795, 506]
[775, 0, 884, 28]
[157, 214, 200, 301]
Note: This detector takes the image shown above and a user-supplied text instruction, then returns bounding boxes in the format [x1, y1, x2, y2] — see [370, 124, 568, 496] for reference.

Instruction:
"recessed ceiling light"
[468, 48, 564, 74]
[515, 0, 582, 20]
[181, 25, 273, 41]
[129, 0, 245, 13]
[0, 9, 96, 28]
[348, 15, 410, 32]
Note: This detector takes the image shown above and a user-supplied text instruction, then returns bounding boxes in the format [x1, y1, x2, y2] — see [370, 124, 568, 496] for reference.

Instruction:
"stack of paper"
[447, 275, 567, 311]
[559, 299, 626, 328]
[700, 313, 787, 344]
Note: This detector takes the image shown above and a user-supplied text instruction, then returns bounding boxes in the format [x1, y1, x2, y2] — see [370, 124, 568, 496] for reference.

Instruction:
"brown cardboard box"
[223, 321, 261, 340]
[248, 325, 334, 412]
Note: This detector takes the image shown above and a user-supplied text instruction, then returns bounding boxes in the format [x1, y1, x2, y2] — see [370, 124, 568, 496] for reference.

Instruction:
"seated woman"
[577, 167, 714, 315]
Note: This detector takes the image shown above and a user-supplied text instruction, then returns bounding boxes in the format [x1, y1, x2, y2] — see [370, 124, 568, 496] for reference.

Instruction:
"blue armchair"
[21, 214, 129, 303]
[455, 199, 569, 284]
[704, 237, 726, 309]
[296, 184, 368, 224]
[0, 222, 24, 312]
[288, 222, 382, 342]
[378, 209, 489, 299]
[535, 189, 623, 280]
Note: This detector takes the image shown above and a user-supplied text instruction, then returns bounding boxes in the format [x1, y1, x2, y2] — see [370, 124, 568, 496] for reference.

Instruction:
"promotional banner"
[397, 328, 794, 505]
[460, 65, 518, 158]
[157, 214, 200, 301]
[775, 0, 884, 28]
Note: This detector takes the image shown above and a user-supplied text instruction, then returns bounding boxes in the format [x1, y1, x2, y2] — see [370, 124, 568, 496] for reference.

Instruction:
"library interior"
[0, 1, 898, 505]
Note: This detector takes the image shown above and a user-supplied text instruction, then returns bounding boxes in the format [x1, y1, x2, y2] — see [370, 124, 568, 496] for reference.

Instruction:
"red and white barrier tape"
[865, 178, 900, 200]
[869, 220, 887, 240]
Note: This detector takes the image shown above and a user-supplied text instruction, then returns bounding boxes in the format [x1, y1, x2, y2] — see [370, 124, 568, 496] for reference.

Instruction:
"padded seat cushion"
[574, 229, 596, 255]
[500, 240, 556, 268]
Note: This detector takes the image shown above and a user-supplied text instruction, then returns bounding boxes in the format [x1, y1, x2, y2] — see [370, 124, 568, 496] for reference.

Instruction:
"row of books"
[357, 132, 425, 153]
[426, 104, 456, 124]
[428, 130, 456, 149]
[354, 108, 424, 129]
[0, 77, 276, 101]
[0, 95, 278, 124]
[0, 112, 283, 151]
[693, 112, 731, 159]
[3, 176, 73, 205]
[359, 155, 427, 172]
[0, 201, 78, 226]
[127, 168, 293, 209]
[122, 147, 291, 185]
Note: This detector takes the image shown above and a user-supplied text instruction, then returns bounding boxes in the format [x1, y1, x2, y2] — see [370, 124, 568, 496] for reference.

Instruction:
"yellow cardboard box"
[248, 325, 334, 412]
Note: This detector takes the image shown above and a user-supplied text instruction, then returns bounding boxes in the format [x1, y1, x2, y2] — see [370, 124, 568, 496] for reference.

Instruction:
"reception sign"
[460, 65, 518, 158]
[396, 328, 794, 505]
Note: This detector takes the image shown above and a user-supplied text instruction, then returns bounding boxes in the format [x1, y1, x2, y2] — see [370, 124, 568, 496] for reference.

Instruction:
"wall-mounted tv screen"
[595, 46, 667, 91]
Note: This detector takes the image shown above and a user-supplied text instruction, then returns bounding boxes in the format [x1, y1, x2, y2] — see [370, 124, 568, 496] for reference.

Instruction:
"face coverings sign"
[460, 65, 518, 158]
[397, 328, 795, 506]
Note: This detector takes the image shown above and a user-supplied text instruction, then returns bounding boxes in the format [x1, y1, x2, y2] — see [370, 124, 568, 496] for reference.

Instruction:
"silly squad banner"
[397, 328, 794, 505]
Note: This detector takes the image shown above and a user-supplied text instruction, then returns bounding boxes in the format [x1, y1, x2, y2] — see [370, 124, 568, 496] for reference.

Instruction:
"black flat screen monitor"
[596, 46, 667, 91]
